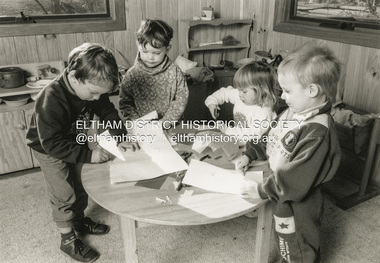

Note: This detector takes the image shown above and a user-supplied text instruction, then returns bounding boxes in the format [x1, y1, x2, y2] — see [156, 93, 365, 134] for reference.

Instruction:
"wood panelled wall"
[0, 0, 379, 182]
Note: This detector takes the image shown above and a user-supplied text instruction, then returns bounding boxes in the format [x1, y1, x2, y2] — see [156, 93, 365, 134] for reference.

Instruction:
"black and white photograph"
[1, 1, 380, 262]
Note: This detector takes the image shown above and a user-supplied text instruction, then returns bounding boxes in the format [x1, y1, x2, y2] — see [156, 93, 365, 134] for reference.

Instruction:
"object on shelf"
[235, 58, 256, 68]
[255, 50, 273, 61]
[26, 76, 39, 82]
[0, 67, 25, 89]
[36, 64, 58, 79]
[198, 35, 240, 47]
[26, 79, 52, 89]
[2, 94, 30, 106]
[332, 104, 374, 154]
[179, 19, 253, 67]
[174, 56, 197, 72]
[185, 67, 214, 84]
[201, 6, 215, 20]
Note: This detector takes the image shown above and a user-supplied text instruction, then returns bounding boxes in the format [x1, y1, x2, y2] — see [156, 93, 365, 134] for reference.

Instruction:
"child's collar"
[291, 101, 330, 122]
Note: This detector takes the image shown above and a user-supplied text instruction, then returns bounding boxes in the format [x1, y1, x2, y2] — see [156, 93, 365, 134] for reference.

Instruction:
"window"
[0, 0, 125, 37]
[273, 0, 380, 49]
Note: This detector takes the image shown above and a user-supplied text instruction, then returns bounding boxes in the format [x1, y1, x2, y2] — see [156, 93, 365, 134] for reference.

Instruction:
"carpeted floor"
[1, 168, 380, 263]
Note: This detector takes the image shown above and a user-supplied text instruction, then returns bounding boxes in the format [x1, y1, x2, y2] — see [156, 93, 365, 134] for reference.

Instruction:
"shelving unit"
[322, 113, 380, 210]
[178, 19, 253, 67]
[0, 61, 65, 99]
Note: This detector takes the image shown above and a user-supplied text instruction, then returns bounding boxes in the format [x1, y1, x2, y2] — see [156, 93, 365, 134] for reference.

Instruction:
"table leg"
[254, 201, 273, 263]
[119, 216, 138, 263]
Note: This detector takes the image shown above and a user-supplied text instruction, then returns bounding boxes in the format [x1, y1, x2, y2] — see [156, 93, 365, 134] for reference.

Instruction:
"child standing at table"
[119, 19, 189, 124]
[26, 43, 139, 262]
[235, 43, 342, 262]
[205, 61, 277, 143]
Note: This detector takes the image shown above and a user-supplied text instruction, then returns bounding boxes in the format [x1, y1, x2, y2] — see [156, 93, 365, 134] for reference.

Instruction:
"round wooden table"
[81, 141, 273, 263]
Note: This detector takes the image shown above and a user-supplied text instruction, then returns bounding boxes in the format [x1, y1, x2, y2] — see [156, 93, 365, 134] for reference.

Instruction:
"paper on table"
[182, 159, 263, 195]
[97, 130, 125, 161]
[98, 111, 188, 183]
[98, 111, 159, 160]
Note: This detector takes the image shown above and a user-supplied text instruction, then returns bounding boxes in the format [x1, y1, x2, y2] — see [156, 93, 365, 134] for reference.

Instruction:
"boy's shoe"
[60, 235, 99, 262]
[73, 217, 110, 235]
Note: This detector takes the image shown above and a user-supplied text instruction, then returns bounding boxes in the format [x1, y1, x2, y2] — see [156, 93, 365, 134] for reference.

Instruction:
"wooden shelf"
[183, 18, 253, 27]
[179, 18, 253, 66]
[323, 118, 380, 210]
[0, 85, 41, 98]
[187, 43, 250, 52]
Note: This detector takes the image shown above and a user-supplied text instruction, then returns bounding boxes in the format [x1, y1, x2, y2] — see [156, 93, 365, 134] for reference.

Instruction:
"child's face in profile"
[278, 73, 312, 113]
[138, 43, 169, 68]
[72, 79, 114, 101]
[238, 87, 257, 106]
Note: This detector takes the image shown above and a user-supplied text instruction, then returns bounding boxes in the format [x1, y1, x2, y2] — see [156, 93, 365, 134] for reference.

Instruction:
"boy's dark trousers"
[32, 149, 88, 228]
[272, 188, 324, 263]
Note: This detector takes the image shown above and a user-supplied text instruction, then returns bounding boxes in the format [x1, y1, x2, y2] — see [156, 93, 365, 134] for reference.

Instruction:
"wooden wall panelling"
[254, 0, 269, 54]
[75, 33, 86, 49]
[0, 38, 5, 64]
[13, 36, 30, 63]
[178, 0, 192, 20]
[46, 35, 61, 62]
[63, 33, 79, 61]
[170, 0, 180, 55]
[56, 34, 71, 62]
[153, 0, 161, 19]
[83, 32, 96, 44]
[126, 0, 143, 64]
[2, 37, 18, 65]
[113, 30, 132, 68]
[220, 0, 239, 18]
[35, 35, 50, 62]
[162, 0, 179, 61]
[25, 36, 40, 63]
[363, 49, 380, 113]
[344, 47, 380, 114]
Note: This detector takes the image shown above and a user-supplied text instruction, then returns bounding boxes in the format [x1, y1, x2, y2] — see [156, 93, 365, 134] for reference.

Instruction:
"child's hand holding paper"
[239, 180, 260, 199]
[235, 155, 250, 173]
[118, 140, 140, 152]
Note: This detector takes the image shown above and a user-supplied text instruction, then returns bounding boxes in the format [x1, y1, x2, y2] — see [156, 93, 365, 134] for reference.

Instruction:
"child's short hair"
[136, 19, 173, 49]
[67, 43, 119, 92]
[233, 61, 277, 108]
[278, 42, 341, 103]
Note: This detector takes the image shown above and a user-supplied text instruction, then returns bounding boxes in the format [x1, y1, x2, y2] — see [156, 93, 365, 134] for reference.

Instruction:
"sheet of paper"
[177, 193, 256, 218]
[98, 111, 159, 161]
[97, 130, 126, 161]
[98, 111, 188, 183]
[182, 159, 263, 195]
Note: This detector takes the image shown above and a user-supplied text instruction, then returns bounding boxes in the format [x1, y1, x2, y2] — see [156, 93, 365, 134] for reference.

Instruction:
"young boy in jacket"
[27, 43, 139, 262]
[235, 43, 342, 262]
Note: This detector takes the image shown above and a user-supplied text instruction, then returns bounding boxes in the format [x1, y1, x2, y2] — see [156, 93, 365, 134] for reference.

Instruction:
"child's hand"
[240, 180, 260, 199]
[118, 141, 140, 152]
[91, 148, 111, 163]
[207, 104, 220, 119]
[235, 155, 250, 172]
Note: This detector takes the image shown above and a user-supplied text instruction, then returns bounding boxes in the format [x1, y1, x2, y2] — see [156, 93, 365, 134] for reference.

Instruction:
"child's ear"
[166, 44, 172, 53]
[308, 83, 320, 98]
[68, 70, 77, 81]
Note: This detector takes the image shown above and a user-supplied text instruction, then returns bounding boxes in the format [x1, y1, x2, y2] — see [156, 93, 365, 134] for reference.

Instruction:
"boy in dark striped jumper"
[235, 43, 342, 263]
